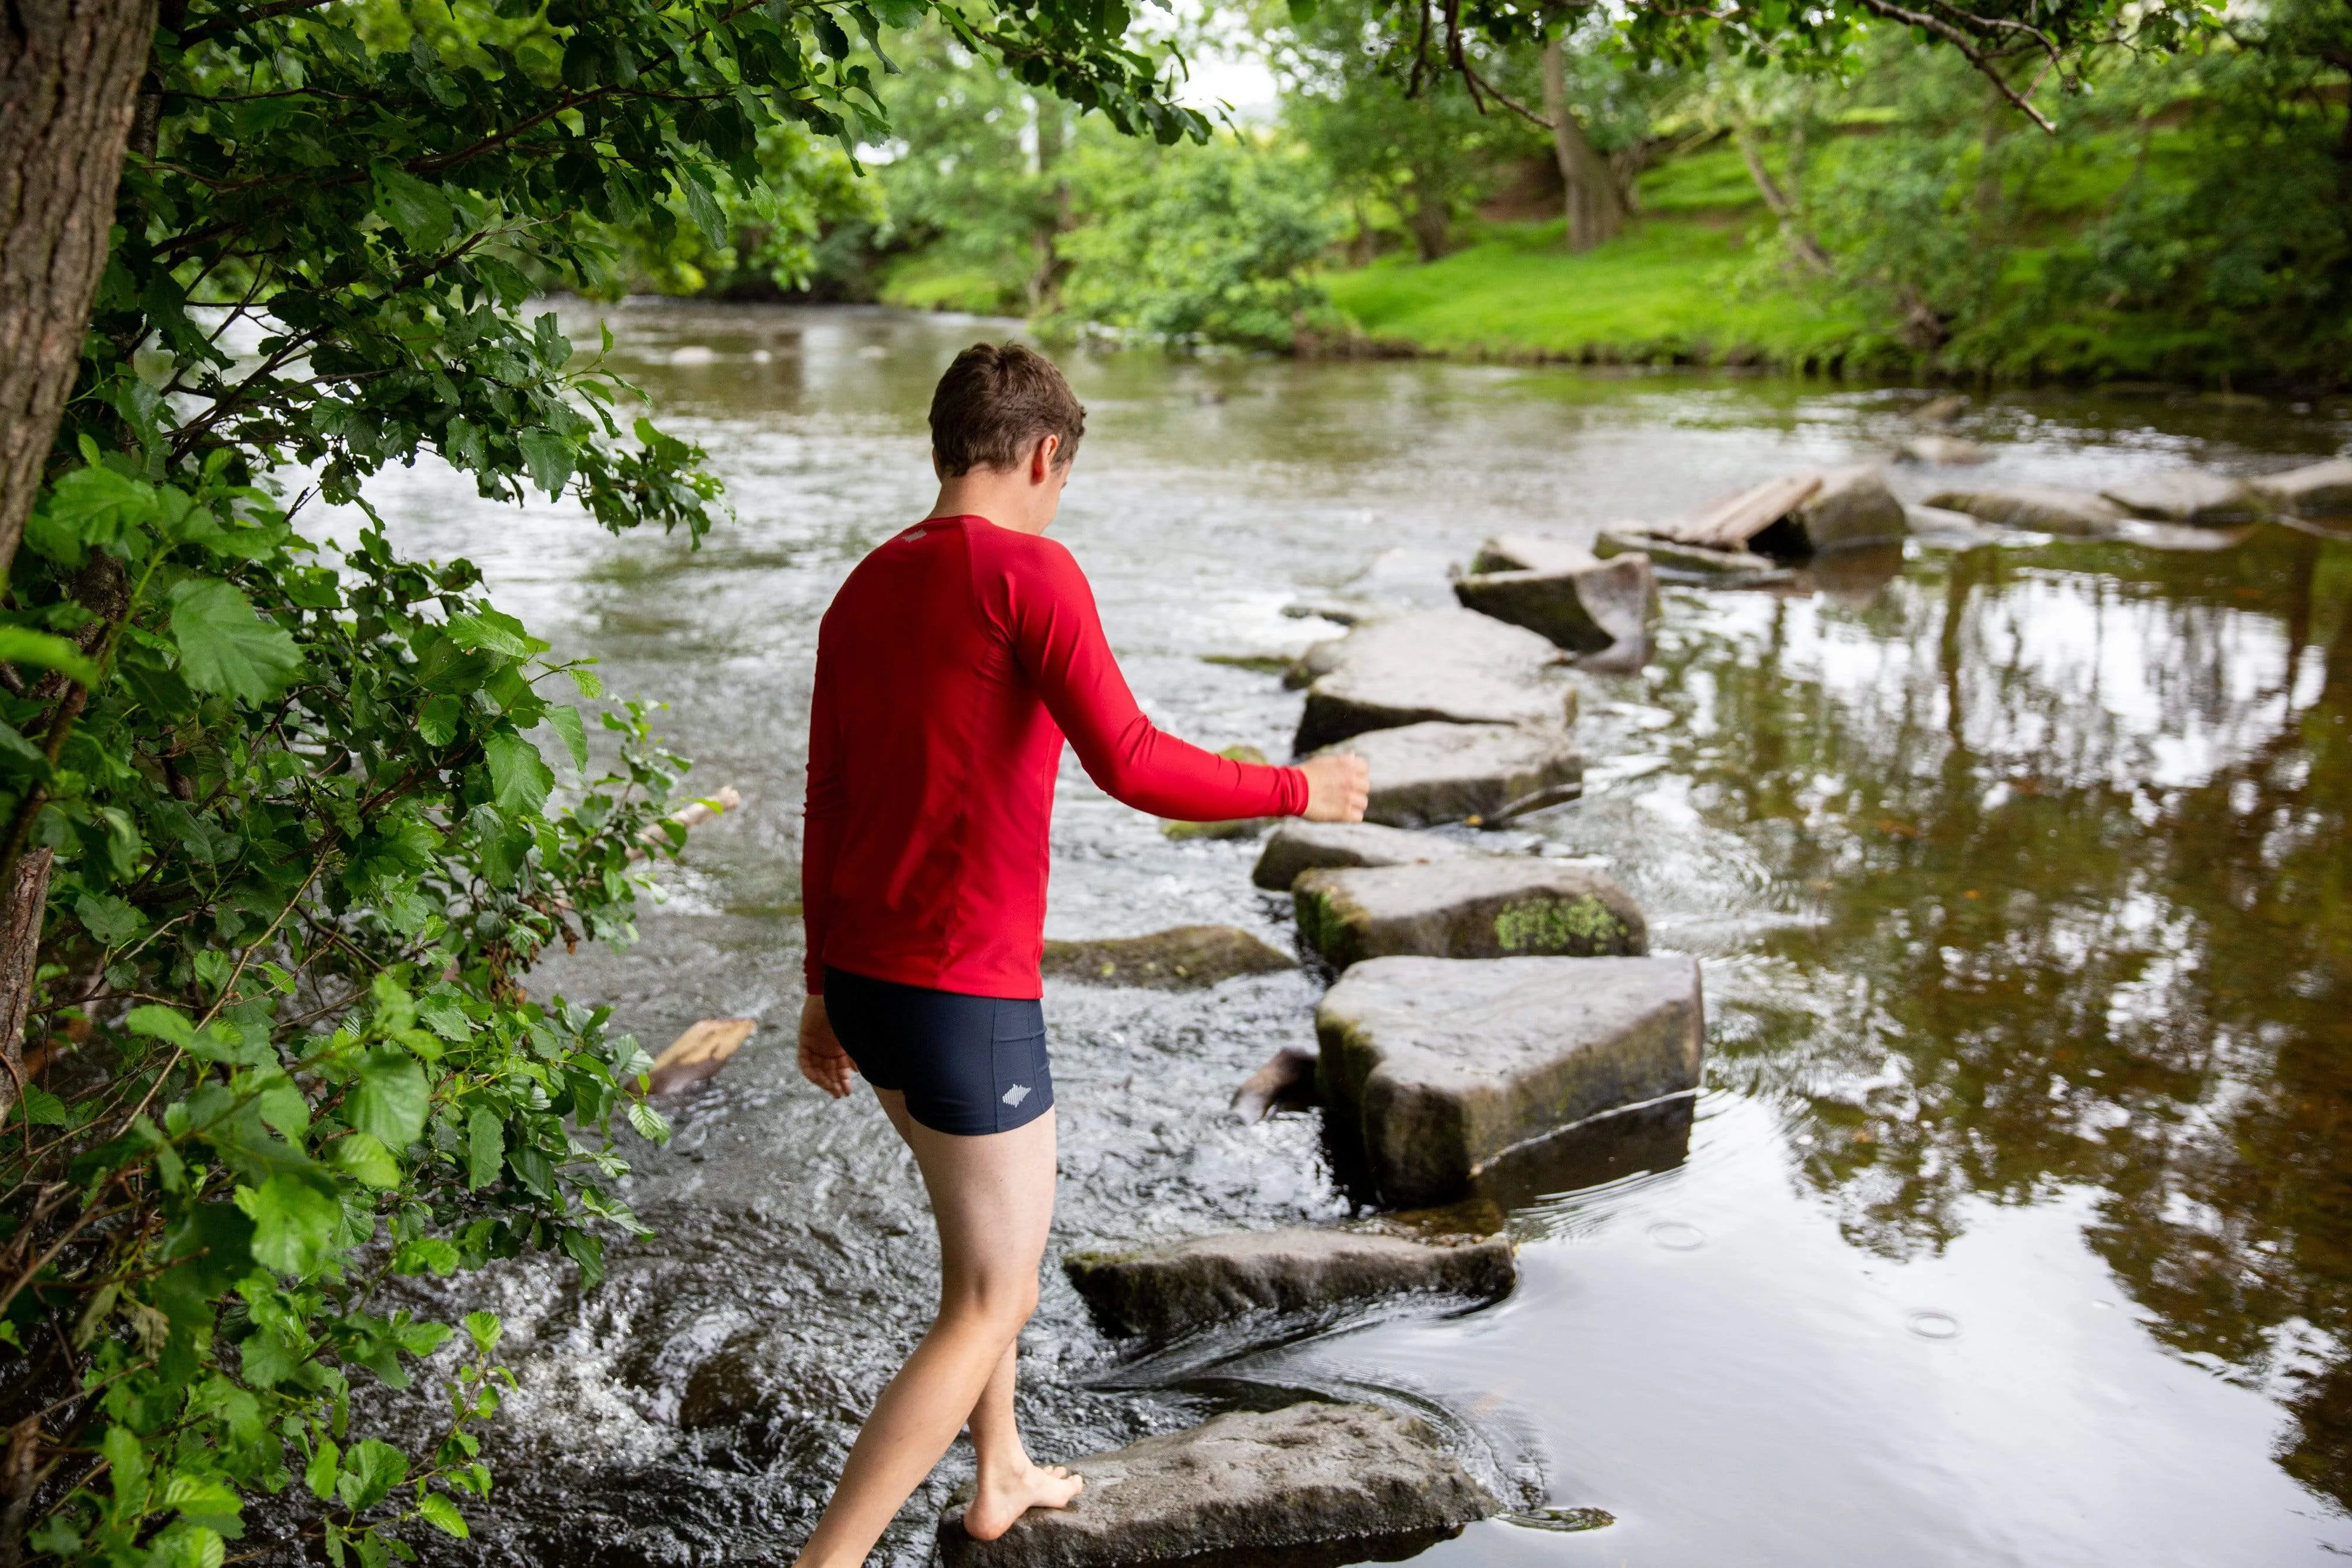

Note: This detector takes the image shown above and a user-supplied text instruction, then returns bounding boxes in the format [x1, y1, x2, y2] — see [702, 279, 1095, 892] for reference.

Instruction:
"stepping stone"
[648, 1018, 756, 1096]
[1896, 435, 1992, 465]
[1793, 464, 1912, 551]
[1293, 859, 1646, 969]
[1316, 721, 1583, 828]
[937, 1402, 1497, 1567]
[1251, 820, 1479, 891]
[2099, 470, 2265, 526]
[1294, 609, 1575, 753]
[1041, 926, 1293, 989]
[1063, 1226, 1516, 1340]
[1595, 527, 1780, 579]
[1924, 483, 2124, 537]
[1453, 539, 1656, 657]
[2253, 459, 2352, 517]
[1318, 955, 1706, 1206]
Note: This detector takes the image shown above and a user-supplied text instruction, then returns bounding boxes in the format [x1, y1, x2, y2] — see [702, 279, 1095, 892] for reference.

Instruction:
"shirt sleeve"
[1000, 538, 1310, 821]
[800, 625, 846, 996]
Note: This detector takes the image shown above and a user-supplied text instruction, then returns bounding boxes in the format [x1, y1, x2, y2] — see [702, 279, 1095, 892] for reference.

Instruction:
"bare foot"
[963, 1462, 1084, 1541]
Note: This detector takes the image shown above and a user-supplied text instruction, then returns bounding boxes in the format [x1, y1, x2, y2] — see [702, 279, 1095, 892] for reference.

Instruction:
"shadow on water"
[336, 302, 2352, 1566]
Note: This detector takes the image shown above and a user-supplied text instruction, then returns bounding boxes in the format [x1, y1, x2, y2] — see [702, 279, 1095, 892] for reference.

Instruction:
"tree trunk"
[1026, 95, 1071, 313]
[0, 850, 52, 1129]
[0, 0, 158, 583]
[1405, 170, 1451, 262]
[1542, 37, 1623, 253]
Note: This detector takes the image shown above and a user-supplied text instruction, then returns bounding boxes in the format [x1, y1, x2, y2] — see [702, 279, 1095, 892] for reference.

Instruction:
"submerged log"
[649, 1017, 756, 1096]
[937, 1402, 1497, 1567]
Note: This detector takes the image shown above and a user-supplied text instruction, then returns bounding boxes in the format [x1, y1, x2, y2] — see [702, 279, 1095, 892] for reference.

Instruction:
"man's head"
[928, 342, 1085, 479]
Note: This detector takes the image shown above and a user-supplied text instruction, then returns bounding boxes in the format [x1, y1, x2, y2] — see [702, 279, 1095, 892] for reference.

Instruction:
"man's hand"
[1299, 753, 1369, 823]
[799, 994, 856, 1098]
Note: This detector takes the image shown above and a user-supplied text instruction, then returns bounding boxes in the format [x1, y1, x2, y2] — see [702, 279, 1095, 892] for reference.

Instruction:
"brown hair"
[928, 342, 1086, 477]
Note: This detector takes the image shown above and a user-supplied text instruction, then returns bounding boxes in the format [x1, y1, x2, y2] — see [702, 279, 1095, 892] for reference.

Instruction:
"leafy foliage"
[1, 0, 1209, 1562]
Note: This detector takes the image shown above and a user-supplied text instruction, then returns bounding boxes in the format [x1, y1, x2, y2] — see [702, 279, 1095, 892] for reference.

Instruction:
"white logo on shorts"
[1001, 1084, 1031, 1108]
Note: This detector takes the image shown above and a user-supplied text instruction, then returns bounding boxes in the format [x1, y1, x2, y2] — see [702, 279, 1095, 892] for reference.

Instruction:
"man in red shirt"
[792, 343, 1368, 1563]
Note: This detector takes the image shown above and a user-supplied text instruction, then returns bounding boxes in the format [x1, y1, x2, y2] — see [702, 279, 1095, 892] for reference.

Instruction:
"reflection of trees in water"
[1651, 527, 2352, 1505]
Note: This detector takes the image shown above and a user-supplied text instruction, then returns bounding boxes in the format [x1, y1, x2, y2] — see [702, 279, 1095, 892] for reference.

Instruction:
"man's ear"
[1030, 434, 1059, 483]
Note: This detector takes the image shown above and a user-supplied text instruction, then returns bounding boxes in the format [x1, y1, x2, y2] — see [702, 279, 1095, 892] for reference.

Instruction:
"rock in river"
[1294, 609, 1575, 753]
[2254, 459, 2352, 518]
[937, 1402, 1497, 1568]
[1923, 483, 2124, 537]
[1041, 926, 1293, 989]
[1318, 955, 1706, 1206]
[1453, 546, 1656, 658]
[2099, 470, 2265, 526]
[1294, 858, 1646, 969]
[1251, 820, 1479, 891]
[1317, 721, 1583, 828]
[1595, 527, 1780, 579]
[1063, 1226, 1516, 1340]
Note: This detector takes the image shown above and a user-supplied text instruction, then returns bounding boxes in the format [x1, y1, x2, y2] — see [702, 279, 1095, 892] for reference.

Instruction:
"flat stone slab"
[1041, 926, 1294, 989]
[1924, 483, 2124, 536]
[1793, 465, 1911, 551]
[1315, 722, 1582, 828]
[1295, 609, 1575, 753]
[2099, 470, 2264, 525]
[1064, 1228, 1515, 1340]
[1453, 553, 1655, 658]
[1318, 955, 1706, 1206]
[2254, 459, 2352, 517]
[938, 1402, 1497, 1567]
[1896, 435, 1992, 466]
[1251, 820, 1478, 891]
[1294, 858, 1646, 969]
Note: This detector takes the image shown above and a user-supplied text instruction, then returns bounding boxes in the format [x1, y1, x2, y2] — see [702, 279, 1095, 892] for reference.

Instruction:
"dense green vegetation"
[623, 0, 2349, 385]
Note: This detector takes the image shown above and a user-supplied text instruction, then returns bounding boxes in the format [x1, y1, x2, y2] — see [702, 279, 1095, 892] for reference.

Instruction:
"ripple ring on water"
[1908, 1310, 1962, 1340]
[1647, 1221, 1706, 1251]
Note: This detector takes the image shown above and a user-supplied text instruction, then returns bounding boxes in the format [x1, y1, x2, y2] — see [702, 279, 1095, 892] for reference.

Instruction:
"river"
[358, 303, 2352, 1567]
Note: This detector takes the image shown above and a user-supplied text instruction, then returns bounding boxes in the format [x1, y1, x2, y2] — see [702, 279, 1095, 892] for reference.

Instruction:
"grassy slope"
[1324, 146, 1869, 364]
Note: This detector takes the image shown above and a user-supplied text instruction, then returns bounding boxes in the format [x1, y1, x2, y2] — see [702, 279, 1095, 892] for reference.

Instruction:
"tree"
[0, 1, 1204, 1563]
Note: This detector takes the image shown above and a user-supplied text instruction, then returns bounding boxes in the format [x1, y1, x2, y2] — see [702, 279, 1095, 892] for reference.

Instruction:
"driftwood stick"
[0, 850, 54, 1128]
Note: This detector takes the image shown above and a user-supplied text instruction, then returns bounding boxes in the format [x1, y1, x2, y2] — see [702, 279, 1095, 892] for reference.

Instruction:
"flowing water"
[355, 303, 2352, 1567]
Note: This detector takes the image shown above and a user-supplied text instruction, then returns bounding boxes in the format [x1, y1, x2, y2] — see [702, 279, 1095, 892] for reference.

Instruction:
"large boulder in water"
[1252, 820, 1479, 891]
[1793, 464, 1911, 552]
[2253, 459, 2352, 518]
[1317, 721, 1582, 828]
[1041, 926, 1294, 989]
[1923, 483, 2124, 537]
[1294, 609, 1575, 753]
[1294, 858, 1646, 969]
[1063, 1226, 1515, 1340]
[1318, 955, 1706, 1206]
[2099, 470, 2265, 526]
[1453, 540, 1656, 659]
[937, 1402, 1497, 1567]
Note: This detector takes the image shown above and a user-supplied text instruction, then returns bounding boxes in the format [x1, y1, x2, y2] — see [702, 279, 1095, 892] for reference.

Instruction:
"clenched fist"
[1299, 753, 1369, 823]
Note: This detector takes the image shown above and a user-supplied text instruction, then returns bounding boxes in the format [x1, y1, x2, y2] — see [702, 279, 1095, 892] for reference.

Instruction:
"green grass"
[1322, 214, 1870, 366]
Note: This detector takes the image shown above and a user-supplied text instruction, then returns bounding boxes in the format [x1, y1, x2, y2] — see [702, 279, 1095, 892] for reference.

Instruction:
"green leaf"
[566, 665, 604, 698]
[544, 706, 588, 768]
[465, 1106, 503, 1191]
[328, 1131, 400, 1189]
[626, 1099, 671, 1145]
[372, 162, 456, 251]
[517, 429, 573, 499]
[485, 731, 554, 815]
[462, 1310, 502, 1356]
[417, 693, 463, 747]
[417, 1493, 470, 1539]
[348, 1048, 429, 1149]
[1287, 0, 1318, 20]
[335, 1439, 408, 1513]
[126, 1004, 197, 1047]
[16, 1084, 66, 1127]
[0, 626, 101, 687]
[305, 1438, 340, 1502]
[169, 579, 303, 704]
[443, 609, 544, 658]
[234, 1173, 342, 1276]
[75, 891, 143, 947]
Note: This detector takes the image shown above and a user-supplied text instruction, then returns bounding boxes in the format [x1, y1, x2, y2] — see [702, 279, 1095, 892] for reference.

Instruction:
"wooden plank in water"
[1649, 473, 1822, 549]
[649, 1017, 757, 1095]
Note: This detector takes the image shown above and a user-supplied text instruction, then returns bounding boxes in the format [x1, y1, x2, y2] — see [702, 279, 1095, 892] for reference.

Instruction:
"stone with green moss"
[1292, 858, 1645, 970]
[1041, 925, 1295, 989]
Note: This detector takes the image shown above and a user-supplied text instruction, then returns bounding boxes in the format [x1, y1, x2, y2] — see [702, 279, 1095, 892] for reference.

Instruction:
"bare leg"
[961, 1334, 1081, 1540]
[794, 1091, 1079, 1566]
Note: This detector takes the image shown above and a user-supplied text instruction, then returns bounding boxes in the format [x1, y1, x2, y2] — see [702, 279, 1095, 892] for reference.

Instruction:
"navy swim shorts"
[821, 967, 1054, 1136]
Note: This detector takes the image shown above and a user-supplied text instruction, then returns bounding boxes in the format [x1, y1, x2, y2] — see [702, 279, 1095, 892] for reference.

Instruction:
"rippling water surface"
[353, 304, 2352, 1566]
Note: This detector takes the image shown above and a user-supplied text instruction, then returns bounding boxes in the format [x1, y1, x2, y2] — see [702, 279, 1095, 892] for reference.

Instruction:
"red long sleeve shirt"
[801, 514, 1310, 999]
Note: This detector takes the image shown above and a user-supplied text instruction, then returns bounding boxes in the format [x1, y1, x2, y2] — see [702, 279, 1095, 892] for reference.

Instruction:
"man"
[791, 342, 1368, 1563]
